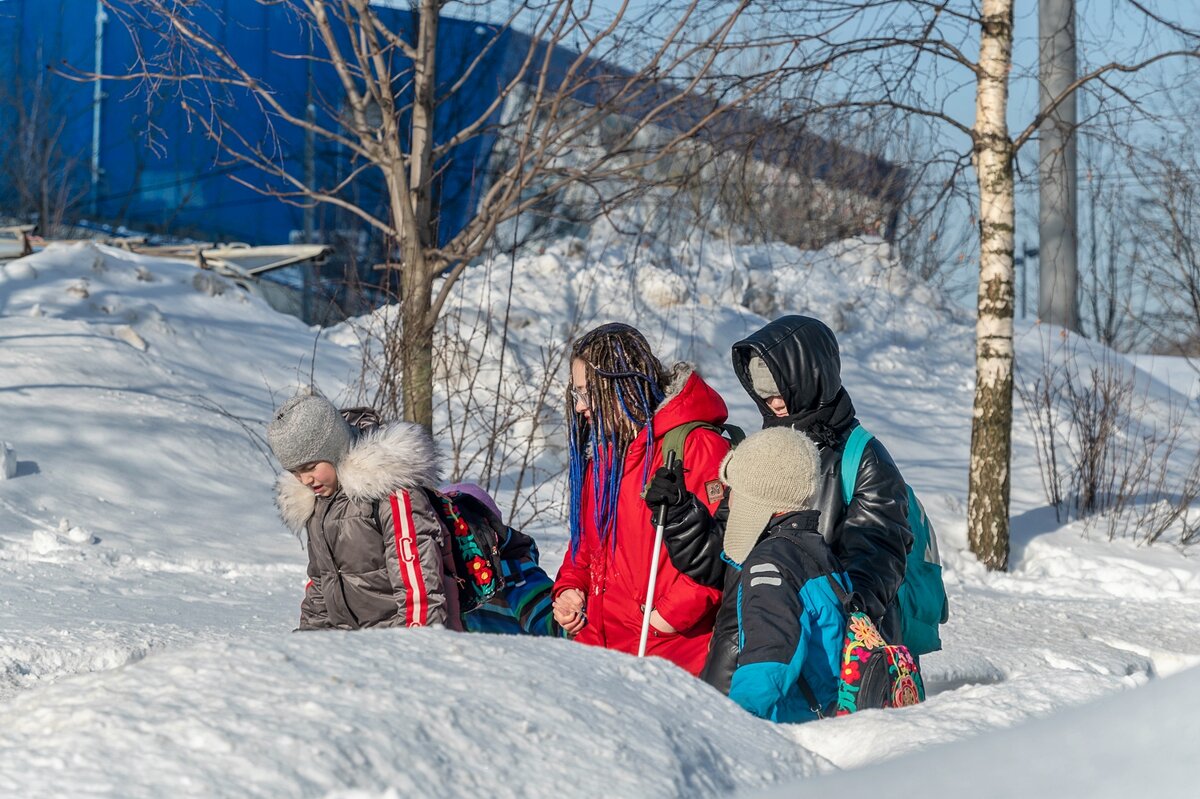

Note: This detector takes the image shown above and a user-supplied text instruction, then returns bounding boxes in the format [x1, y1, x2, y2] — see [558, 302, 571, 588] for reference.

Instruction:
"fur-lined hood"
[662, 362, 694, 402]
[275, 421, 440, 533]
[643, 361, 728, 444]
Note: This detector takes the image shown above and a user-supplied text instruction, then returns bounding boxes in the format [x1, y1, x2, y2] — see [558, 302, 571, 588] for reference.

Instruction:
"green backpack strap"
[840, 424, 874, 506]
[660, 421, 744, 469]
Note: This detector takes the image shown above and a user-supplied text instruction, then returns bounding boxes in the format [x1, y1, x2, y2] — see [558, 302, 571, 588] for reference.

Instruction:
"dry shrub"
[1016, 334, 1200, 545]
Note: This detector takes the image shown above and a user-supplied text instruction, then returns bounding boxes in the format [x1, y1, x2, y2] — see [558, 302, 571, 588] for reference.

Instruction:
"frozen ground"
[0, 233, 1198, 797]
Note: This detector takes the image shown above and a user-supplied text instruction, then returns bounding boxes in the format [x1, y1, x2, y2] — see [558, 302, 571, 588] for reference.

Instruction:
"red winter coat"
[554, 366, 730, 675]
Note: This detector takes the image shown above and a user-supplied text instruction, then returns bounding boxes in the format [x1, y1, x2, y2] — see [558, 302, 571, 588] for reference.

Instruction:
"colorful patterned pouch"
[834, 609, 925, 715]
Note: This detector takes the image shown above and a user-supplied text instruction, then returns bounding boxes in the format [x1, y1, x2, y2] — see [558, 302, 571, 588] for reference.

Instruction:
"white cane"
[638, 450, 677, 657]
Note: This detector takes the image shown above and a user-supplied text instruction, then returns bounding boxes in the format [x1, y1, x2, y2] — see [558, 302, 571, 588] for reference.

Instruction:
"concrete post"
[1038, 0, 1080, 331]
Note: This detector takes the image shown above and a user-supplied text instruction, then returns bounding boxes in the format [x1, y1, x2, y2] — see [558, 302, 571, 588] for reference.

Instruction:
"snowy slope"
[769, 663, 1200, 799]
[1, 231, 1199, 797]
[0, 243, 356, 699]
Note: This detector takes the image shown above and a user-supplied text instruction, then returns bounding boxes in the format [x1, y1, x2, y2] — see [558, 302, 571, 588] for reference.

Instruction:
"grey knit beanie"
[747, 356, 781, 400]
[267, 392, 353, 471]
[719, 427, 820, 564]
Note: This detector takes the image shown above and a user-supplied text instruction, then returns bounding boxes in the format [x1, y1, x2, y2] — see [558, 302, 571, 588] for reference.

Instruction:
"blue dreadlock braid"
[567, 324, 667, 556]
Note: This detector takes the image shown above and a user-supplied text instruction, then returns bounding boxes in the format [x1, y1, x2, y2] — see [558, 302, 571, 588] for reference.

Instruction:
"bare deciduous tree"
[769, 0, 1200, 569]
[1131, 144, 1200, 362]
[74, 0, 810, 427]
[66, 0, 1200, 571]
[0, 55, 89, 238]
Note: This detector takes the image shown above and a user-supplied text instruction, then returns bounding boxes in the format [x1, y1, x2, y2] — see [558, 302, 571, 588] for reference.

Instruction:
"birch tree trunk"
[968, 0, 1016, 571]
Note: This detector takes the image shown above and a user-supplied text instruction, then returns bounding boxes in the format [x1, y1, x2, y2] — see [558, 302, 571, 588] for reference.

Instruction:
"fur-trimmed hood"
[275, 421, 440, 533]
[662, 361, 694, 401]
[618, 362, 728, 461]
[650, 362, 727, 434]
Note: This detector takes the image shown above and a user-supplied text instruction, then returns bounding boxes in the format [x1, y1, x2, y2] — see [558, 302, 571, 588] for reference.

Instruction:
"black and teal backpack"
[840, 425, 949, 656]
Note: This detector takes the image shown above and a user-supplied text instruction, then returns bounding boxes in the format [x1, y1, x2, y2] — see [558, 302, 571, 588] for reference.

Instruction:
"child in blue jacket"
[647, 426, 850, 721]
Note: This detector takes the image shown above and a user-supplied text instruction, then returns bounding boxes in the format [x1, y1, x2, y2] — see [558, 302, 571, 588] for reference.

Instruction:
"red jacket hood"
[625, 365, 728, 473]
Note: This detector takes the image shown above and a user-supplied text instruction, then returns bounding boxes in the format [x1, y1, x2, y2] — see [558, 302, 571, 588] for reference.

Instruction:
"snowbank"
[0, 630, 817, 798]
[772, 661, 1200, 799]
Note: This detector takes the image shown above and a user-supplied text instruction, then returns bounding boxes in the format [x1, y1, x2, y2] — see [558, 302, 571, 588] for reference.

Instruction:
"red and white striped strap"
[389, 491, 429, 627]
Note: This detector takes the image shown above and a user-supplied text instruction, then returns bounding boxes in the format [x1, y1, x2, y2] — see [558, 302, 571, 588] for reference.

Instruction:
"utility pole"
[90, 0, 108, 219]
[302, 58, 316, 324]
[1038, 0, 1080, 331]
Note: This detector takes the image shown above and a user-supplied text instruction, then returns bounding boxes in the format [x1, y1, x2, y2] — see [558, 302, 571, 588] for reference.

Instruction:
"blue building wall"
[0, 0, 516, 245]
[0, 1, 904, 249]
[0, 0, 99, 214]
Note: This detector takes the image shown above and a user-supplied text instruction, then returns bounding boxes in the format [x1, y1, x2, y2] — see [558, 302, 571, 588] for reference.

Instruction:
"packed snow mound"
[332, 219, 967, 541]
[0, 242, 357, 707]
[2, 241, 244, 325]
[0, 628, 818, 798]
[767, 663, 1200, 799]
[1005, 325, 1200, 551]
[0, 242, 358, 563]
[1004, 527, 1200, 602]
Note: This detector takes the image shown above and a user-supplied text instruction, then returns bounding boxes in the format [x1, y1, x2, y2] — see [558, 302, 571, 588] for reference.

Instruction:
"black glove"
[643, 460, 688, 511]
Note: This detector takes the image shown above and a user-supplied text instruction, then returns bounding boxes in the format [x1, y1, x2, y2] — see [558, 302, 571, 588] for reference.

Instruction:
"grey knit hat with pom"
[719, 427, 820, 564]
[267, 392, 353, 471]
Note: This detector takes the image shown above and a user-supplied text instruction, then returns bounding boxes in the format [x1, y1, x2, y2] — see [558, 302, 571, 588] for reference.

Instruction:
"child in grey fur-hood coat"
[268, 393, 461, 631]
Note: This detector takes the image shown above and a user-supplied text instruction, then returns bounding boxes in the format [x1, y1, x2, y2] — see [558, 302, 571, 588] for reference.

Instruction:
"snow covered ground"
[1, 233, 1198, 797]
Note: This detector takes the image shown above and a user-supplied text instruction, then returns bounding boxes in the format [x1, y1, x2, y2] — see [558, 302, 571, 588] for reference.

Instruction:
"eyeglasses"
[569, 387, 590, 407]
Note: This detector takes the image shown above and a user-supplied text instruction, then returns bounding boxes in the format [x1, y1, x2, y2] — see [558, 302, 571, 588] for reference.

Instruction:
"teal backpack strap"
[840, 425, 875, 507]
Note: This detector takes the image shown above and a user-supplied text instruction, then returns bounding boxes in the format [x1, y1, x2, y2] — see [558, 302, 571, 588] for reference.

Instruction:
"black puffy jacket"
[663, 316, 913, 689]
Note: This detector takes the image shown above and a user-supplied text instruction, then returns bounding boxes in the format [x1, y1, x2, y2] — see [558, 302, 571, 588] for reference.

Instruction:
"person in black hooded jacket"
[643, 315, 913, 693]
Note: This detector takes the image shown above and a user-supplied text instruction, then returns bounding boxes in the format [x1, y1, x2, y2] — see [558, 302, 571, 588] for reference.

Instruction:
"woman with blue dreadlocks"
[551, 323, 730, 675]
